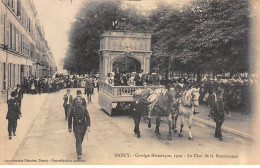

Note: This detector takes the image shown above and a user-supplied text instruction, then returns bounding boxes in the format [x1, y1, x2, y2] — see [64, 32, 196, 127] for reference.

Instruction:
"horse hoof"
[167, 135, 172, 140]
[174, 130, 178, 133]
[179, 133, 183, 137]
[189, 137, 193, 140]
[148, 124, 151, 128]
[156, 133, 161, 139]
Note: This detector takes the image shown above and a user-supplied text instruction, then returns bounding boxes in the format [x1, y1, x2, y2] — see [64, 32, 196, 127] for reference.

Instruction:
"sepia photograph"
[0, 0, 260, 165]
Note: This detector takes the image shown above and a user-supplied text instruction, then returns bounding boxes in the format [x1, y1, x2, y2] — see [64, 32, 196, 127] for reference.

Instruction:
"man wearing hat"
[129, 90, 150, 138]
[6, 91, 22, 140]
[210, 89, 229, 141]
[135, 69, 144, 86]
[85, 76, 93, 102]
[63, 89, 73, 120]
[68, 90, 90, 159]
[15, 84, 23, 110]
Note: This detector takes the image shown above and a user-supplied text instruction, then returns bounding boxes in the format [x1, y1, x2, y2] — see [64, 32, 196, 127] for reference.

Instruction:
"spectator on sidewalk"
[206, 89, 216, 119]
[6, 91, 22, 140]
[15, 84, 23, 110]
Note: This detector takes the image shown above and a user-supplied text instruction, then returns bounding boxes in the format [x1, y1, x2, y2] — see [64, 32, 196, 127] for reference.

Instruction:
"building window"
[3, 63, 6, 90]
[16, 29, 19, 52]
[9, 22, 12, 49]
[5, 20, 9, 46]
[0, 12, 5, 44]
[17, 0, 21, 17]
[20, 34, 23, 54]
[12, 25, 16, 50]
[13, 64, 15, 87]
[9, 63, 12, 88]
[29, 18, 31, 33]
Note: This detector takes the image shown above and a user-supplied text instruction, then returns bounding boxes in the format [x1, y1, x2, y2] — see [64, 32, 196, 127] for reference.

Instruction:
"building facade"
[0, 0, 56, 102]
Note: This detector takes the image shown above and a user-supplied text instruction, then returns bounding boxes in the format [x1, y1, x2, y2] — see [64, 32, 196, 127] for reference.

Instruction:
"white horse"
[176, 87, 200, 140]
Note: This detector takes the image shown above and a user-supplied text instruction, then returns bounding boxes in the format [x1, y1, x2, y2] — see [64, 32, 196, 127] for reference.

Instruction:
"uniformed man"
[210, 89, 229, 141]
[68, 90, 90, 159]
[63, 89, 73, 120]
[6, 91, 22, 140]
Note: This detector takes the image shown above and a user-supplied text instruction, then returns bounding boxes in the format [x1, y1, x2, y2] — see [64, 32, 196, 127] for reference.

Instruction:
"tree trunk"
[196, 71, 201, 82]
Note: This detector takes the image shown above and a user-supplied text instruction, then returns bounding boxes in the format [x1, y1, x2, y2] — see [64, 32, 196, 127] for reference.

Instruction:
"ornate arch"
[111, 55, 143, 66]
[110, 54, 143, 73]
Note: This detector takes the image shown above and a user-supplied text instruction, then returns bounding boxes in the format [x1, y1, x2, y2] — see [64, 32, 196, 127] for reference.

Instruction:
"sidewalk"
[0, 93, 48, 161]
[194, 104, 254, 140]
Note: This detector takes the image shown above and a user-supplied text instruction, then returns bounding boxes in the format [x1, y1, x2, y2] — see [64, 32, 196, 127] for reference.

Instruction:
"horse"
[145, 88, 177, 140]
[172, 87, 200, 140]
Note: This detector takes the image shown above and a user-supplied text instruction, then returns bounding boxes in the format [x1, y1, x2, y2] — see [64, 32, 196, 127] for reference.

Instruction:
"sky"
[33, 0, 192, 71]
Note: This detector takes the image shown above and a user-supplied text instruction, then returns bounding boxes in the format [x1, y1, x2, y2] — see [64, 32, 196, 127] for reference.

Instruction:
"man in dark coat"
[134, 70, 144, 86]
[114, 67, 121, 86]
[6, 91, 22, 140]
[15, 84, 23, 110]
[210, 89, 229, 141]
[121, 73, 128, 86]
[68, 90, 90, 159]
[63, 89, 73, 120]
[85, 77, 93, 102]
[129, 91, 150, 138]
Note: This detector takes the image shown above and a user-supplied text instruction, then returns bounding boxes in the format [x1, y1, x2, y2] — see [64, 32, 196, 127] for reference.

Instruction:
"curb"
[193, 116, 255, 141]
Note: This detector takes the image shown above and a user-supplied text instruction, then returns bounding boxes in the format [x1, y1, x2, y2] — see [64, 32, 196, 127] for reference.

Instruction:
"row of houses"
[0, 0, 56, 102]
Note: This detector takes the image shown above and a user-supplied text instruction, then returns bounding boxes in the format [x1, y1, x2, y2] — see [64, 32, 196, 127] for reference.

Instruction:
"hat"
[11, 91, 17, 97]
[76, 90, 82, 95]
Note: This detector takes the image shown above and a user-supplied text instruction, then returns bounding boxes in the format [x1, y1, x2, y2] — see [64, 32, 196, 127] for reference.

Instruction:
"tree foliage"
[64, 0, 251, 76]
[64, 0, 148, 74]
[150, 0, 250, 75]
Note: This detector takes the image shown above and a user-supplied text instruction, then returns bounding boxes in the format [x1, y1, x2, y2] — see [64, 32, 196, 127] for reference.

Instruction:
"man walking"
[129, 91, 150, 138]
[15, 84, 23, 110]
[210, 89, 229, 141]
[85, 76, 93, 102]
[6, 91, 22, 140]
[68, 90, 90, 159]
[63, 89, 73, 120]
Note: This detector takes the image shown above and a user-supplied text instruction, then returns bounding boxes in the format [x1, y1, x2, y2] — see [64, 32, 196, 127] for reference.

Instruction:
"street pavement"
[194, 104, 253, 139]
[0, 88, 258, 165]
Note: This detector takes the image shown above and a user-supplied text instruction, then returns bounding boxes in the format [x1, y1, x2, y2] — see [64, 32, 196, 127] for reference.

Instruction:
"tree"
[64, 0, 148, 74]
[149, 0, 250, 79]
